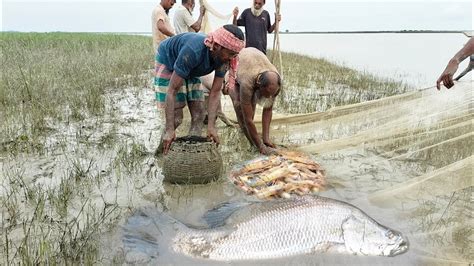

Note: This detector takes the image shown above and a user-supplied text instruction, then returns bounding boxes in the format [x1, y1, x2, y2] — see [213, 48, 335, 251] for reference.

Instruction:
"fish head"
[363, 227, 408, 257]
[343, 216, 409, 257]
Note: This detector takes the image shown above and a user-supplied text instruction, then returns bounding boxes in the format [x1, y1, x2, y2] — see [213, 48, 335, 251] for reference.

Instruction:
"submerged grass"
[0, 33, 413, 264]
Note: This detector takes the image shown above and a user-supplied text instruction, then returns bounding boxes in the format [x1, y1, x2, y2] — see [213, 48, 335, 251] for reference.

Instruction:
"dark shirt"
[236, 9, 271, 54]
[158, 33, 227, 79]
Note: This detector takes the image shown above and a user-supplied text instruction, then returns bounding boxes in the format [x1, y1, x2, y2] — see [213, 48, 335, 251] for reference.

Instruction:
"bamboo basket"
[163, 136, 223, 184]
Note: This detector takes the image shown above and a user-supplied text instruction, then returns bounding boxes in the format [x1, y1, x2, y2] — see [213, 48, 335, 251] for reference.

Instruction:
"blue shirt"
[158, 33, 227, 79]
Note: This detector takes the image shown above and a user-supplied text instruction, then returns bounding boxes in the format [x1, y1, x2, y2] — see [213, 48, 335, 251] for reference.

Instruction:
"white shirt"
[173, 5, 196, 34]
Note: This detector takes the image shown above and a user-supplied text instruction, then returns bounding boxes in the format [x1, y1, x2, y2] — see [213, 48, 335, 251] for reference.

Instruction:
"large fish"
[123, 195, 408, 261]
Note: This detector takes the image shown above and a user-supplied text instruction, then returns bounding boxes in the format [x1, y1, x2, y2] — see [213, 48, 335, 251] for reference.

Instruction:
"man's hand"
[436, 59, 459, 90]
[233, 7, 239, 17]
[162, 129, 176, 155]
[207, 126, 220, 145]
[275, 13, 281, 22]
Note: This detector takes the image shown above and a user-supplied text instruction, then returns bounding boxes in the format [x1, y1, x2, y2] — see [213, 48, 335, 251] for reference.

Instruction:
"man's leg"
[186, 77, 205, 136]
[188, 101, 205, 136]
[154, 55, 187, 154]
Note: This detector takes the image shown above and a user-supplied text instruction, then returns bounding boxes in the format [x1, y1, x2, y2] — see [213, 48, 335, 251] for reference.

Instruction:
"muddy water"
[120, 82, 472, 265]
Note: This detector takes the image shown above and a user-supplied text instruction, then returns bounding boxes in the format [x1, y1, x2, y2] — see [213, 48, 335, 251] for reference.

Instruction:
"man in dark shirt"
[232, 0, 281, 54]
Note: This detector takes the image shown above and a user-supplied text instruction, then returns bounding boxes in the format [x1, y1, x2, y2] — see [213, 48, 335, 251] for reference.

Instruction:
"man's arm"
[241, 101, 261, 147]
[232, 7, 239, 25]
[162, 72, 184, 154]
[261, 105, 274, 147]
[157, 19, 175, 37]
[207, 76, 225, 144]
[436, 37, 474, 90]
[190, 6, 206, 32]
[234, 8, 246, 26]
[239, 86, 274, 154]
[268, 13, 281, 33]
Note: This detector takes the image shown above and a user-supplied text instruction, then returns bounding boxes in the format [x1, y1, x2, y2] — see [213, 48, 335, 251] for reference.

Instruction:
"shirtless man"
[226, 47, 281, 155]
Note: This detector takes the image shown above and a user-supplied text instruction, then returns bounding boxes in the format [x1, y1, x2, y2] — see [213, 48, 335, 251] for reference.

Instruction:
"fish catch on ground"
[123, 195, 408, 261]
[230, 150, 326, 199]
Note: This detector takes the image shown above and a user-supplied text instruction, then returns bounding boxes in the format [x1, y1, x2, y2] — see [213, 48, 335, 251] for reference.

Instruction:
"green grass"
[267, 51, 411, 113]
[0, 33, 414, 264]
[0, 32, 153, 153]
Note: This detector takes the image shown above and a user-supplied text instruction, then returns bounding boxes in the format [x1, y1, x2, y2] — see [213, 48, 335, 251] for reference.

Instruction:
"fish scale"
[172, 195, 408, 260]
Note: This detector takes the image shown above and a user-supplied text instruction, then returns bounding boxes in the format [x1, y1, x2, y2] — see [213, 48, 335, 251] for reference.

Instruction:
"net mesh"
[199, 0, 233, 34]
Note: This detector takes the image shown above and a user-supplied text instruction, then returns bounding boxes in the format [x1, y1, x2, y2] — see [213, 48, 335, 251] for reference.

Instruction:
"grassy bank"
[267, 51, 410, 113]
[0, 33, 411, 264]
[0, 32, 153, 154]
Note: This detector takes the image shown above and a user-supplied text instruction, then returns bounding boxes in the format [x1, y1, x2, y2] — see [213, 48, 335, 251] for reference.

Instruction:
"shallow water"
[1, 72, 470, 264]
[268, 33, 472, 88]
[120, 82, 473, 265]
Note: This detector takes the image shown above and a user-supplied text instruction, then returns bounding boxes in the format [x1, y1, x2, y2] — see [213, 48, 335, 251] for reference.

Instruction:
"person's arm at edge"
[436, 37, 474, 90]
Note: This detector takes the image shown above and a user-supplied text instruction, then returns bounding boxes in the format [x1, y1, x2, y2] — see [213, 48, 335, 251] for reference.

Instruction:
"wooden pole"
[272, 0, 283, 78]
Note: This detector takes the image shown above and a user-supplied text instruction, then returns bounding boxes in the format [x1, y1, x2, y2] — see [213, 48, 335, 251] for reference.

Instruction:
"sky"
[1, 0, 472, 32]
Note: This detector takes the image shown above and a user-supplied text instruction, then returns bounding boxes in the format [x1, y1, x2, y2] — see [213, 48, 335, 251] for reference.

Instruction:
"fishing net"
[218, 81, 473, 264]
[199, 0, 233, 34]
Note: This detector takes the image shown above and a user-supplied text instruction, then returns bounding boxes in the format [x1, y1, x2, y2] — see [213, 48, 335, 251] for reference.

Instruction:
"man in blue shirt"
[155, 24, 245, 154]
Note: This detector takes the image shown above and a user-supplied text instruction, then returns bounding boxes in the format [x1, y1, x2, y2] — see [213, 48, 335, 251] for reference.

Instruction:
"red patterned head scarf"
[204, 26, 245, 53]
[204, 26, 245, 94]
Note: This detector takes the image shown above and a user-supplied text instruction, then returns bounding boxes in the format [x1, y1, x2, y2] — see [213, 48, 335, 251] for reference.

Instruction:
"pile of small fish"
[230, 150, 326, 199]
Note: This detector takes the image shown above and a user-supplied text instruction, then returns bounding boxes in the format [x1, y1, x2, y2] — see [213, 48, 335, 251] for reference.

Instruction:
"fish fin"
[341, 215, 364, 255]
[122, 206, 187, 261]
[202, 201, 251, 228]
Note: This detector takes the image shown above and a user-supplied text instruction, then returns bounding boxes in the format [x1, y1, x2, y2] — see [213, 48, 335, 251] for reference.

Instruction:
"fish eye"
[385, 231, 395, 239]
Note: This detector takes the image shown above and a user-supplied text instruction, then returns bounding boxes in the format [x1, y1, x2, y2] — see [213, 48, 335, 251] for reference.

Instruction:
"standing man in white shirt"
[173, 0, 206, 34]
[152, 0, 176, 53]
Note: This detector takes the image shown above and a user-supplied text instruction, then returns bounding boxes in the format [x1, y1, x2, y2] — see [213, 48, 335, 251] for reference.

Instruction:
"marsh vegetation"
[0, 33, 413, 264]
